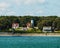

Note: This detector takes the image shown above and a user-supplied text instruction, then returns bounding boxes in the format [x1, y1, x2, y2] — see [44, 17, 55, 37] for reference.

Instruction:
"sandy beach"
[0, 32, 60, 36]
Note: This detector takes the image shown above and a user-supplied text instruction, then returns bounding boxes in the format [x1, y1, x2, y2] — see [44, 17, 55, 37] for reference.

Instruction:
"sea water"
[0, 36, 60, 48]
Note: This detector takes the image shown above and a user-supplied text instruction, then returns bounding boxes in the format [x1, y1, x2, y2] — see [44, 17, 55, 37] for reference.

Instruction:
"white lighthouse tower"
[31, 20, 34, 28]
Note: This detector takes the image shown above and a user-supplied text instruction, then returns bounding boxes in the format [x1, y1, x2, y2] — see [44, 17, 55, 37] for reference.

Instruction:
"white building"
[31, 20, 34, 28]
[12, 23, 19, 29]
[42, 26, 52, 32]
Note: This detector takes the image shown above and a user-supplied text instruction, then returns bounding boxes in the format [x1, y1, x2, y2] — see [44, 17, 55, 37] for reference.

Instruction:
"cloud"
[38, 0, 46, 3]
[37, 10, 43, 14]
[12, 0, 46, 5]
[36, 9, 44, 14]
[0, 2, 10, 8]
[13, 0, 22, 6]
[24, 0, 46, 5]
[0, 2, 10, 11]
[24, 0, 35, 4]
[6, 11, 16, 15]
[24, 12, 34, 16]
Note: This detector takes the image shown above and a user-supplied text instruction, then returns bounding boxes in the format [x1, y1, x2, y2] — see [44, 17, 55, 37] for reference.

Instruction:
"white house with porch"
[42, 26, 52, 32]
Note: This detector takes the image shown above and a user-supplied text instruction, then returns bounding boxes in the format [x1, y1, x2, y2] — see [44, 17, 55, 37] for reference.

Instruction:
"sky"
[0, 0, 60, 16]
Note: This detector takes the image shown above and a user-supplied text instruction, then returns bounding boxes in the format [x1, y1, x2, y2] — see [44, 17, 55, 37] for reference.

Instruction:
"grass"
[8, 27, 60, 33]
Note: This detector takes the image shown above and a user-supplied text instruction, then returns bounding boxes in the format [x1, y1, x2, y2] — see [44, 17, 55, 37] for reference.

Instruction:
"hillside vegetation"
[0, 16, 60, 32]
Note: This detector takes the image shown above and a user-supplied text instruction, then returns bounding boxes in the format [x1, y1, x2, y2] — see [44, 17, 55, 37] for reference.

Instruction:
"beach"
[0, 32, 60, 36]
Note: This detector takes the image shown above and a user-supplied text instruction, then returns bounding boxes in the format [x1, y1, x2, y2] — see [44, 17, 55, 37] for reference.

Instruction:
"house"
[12, 23, 19, 29]
[26, 20, 34, 28]
[26, 22, 31, 28]
[42, 26, 52, 32]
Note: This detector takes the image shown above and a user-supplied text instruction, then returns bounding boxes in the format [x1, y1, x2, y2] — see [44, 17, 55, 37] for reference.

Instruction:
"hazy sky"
[0, 0, 60, 16]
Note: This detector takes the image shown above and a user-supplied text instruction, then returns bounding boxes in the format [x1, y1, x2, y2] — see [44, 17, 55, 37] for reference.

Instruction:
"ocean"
[0, 36, 60, 48]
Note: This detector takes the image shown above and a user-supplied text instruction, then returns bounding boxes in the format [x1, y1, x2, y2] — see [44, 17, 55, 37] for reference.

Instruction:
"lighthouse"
[31, 19, 34, 28]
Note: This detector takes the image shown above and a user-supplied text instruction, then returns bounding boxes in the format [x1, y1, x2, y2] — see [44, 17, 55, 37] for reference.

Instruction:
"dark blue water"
[0, 36, 60, 48]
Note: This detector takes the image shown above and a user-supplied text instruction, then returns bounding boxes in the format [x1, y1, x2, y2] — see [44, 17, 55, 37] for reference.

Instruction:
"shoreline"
[0, 33, 60, 36]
